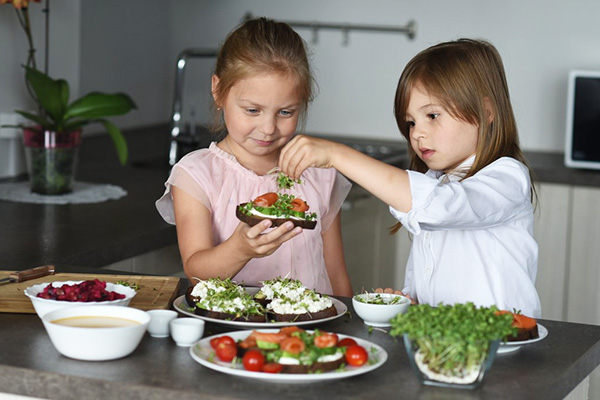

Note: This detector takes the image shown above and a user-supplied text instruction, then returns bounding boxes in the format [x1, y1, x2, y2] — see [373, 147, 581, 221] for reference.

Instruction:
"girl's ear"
[211, 75, 221, 107]
[483, 97, 494, 124]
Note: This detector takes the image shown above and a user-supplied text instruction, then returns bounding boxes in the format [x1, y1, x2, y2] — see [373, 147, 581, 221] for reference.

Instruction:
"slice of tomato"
[280, 337, 305, 355]
[290, 198, 309, 212]
[242, 350, 265, 372]
[345, 344, 368, 366]
[261, 363, 284, 374]
[253, 192, 278, 207]
[314, 332, 338, 348]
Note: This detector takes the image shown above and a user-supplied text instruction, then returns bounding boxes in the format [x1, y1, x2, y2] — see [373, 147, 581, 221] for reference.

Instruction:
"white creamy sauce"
[268, 296, 332, 314]
[248, 208, 303, 221]
[316, 352, 344, 363]
[278, 356, 301, 365]
[190, 280, 244, 299]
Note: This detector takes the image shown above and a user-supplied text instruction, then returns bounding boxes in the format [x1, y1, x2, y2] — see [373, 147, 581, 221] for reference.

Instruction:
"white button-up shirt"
[390, 156, 542, 318]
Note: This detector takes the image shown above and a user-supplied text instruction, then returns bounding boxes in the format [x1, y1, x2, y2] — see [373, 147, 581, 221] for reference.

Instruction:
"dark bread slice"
[281, 355, 345, 374]
[236, 203, 317, 230]
[506, 325, 539, 342]
[268, 304, 337, 322]
[184, 286, 266, 323]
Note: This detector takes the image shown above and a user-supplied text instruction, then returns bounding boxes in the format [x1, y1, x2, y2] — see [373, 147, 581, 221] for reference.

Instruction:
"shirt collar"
[426, 155, 476, 183]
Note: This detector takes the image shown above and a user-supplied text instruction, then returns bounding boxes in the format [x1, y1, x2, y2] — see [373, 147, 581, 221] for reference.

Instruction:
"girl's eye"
[427, 113, 440, 120]
[406, 121, 415, 130]
[246, 108, 259, 114]
[279, 110, 294, 117]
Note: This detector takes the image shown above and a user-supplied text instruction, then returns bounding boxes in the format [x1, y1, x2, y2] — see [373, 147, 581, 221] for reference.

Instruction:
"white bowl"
[170, 317, 205, 347]
[25, 280, 136, 318]
[352, 293, 410, 327]
[41, 305, 150, 361]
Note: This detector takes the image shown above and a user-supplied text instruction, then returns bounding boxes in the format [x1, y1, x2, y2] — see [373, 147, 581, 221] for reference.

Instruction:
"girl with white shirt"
[279, 38, 542, 317]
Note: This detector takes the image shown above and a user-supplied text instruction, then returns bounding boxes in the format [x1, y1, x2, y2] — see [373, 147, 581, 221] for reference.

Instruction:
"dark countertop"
[0, 268, 599, 400]
[2, 123, 600, 272]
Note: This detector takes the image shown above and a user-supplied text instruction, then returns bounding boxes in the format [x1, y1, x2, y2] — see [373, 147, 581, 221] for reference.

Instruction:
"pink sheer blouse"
[156, 142, 351, 295]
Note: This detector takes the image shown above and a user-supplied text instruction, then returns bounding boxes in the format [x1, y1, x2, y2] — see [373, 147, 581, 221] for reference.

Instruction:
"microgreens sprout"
[276, 172, 301, 190]
[115, 281, 139, 291]
[389, 303, 516, 378]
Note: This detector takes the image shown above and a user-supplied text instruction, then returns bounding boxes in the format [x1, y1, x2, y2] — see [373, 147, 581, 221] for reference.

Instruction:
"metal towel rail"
[243, 12, 416, 45]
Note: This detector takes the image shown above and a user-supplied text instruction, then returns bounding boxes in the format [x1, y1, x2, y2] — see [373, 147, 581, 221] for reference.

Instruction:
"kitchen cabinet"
[341, 186, 399, 292]
[567, 186, 600, 325]
[533, 183, 570, 321]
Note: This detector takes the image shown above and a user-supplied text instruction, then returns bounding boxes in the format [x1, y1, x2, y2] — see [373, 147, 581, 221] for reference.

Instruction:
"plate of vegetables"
[189, 327, 387, 384]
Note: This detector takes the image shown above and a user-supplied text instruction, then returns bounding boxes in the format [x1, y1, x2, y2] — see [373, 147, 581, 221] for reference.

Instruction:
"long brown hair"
[391, 38, 536, 233]
[210, 17, 315, 133]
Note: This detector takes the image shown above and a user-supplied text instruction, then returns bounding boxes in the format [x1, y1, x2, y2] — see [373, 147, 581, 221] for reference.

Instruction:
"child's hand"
[374, 287, 417, 304]
[232, 219, 302, 259]
[279, 135, 337, 180]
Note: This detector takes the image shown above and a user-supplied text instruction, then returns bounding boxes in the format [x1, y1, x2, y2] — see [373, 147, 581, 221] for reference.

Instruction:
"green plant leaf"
[14, 110, 52, 128]
[64, 93, 137, 120]
[63, 119, 91, 132]
[57, 79, 70, 109]
[97, 119, 128, 165]
[24, 66, 65, 125]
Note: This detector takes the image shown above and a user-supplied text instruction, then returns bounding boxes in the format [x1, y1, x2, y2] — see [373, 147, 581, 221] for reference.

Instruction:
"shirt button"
[424, 232, 431, 240]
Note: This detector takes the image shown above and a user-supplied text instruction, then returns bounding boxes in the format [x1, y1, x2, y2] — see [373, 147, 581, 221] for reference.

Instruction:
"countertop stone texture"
[0, 270, 599, 400]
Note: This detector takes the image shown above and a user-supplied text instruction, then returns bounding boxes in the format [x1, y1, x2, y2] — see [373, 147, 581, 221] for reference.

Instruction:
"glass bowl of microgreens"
[352, 292, 410, 327]
[389, 302, 516, 389]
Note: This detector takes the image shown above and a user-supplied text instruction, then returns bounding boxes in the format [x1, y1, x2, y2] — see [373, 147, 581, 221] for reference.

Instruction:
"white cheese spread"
[248, 208, 304, 221]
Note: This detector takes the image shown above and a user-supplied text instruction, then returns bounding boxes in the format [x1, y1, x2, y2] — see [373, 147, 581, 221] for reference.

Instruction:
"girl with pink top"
[156, 17, 352, 296]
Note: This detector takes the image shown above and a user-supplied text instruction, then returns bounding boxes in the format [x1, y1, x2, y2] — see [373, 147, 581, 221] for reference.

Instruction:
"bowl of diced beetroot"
[25, 279, 136, 318]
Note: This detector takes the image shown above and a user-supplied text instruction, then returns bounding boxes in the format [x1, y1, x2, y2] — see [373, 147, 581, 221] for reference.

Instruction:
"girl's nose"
[259, 115, 277, 135]
[410, 124, 426, 141]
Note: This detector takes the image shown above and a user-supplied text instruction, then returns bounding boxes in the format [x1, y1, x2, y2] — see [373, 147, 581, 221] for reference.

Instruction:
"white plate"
[189, 329, 387, 383]
[498, 323, 548, 354]
[173, 294, 348, 329]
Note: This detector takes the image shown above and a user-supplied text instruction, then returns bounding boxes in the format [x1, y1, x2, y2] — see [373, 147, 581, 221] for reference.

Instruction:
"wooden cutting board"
[0, 272, 181, 314]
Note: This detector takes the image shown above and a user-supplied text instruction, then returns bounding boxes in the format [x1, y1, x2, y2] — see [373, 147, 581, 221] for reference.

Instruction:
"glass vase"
[403, 334, 500, 390]
[23, 128, 82, 195]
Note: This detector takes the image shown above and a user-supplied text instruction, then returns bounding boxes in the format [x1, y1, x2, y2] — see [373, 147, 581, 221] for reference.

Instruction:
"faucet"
[169, 48, 218, 166]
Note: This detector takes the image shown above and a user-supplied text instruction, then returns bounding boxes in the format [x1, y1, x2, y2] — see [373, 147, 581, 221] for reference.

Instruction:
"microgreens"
[276, 172, 302, 190]
[389, 303, 516, 378]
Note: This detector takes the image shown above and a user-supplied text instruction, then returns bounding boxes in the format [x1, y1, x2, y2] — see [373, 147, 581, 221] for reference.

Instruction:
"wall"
[3, 0, 600, 151]
[0, 1, 80, 115]
[167, 0, 600, 152]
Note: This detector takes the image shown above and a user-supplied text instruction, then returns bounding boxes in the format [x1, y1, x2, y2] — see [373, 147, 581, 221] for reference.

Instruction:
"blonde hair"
[210, 17, 315, 133]
[391, 38, 536, 233]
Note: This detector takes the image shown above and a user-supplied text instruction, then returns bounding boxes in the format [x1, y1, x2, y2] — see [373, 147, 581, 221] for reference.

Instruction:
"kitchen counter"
[2, 123, 600, 272]
[0, 270, 599, 400]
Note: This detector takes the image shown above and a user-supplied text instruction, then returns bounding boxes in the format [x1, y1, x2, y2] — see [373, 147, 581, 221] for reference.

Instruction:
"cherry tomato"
[338, 338, 358, 348]
[215, 342, 237, 362]
[261, 363, 284, 374]
[280, 337, 305, 355]
[290, 198, 309, 212]
[345, 344, 368, 367]
[211, 335, 235, 350]
[242, 350, 265, 372]
[314, 332, 338, 348]
[253, 192, 278, 207]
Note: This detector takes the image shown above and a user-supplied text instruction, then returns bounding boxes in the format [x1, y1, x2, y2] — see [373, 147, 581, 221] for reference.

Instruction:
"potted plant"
[389, 302, 516, 389]
[11, 66, 136, 194]
[1, 1, 136, 194]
